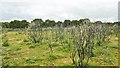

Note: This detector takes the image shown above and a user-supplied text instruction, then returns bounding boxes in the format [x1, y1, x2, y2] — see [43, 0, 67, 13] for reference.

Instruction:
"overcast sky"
[0, 0, 119, 22]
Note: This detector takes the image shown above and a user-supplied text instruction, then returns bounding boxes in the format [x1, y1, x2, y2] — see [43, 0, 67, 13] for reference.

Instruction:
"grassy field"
[1, 30, 118, 66]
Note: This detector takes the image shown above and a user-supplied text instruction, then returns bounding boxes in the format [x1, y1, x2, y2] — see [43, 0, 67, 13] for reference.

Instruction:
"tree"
[114, 22, 120, 26]
[63, 20, 71, 27]
[27, 18, 43, 44]
[47, 19, 56, 27]
[95, 21, 102, 24]
[71, 20, 79, 26]
[21, 20, 29, 28]
[56, 21, 62, 27]
[2, 22, 9, 28]
[44, 19, 56, 27]
[9, 20, 20, 28]
[8, 20, 29, 28]
[70, 24, 95, 66]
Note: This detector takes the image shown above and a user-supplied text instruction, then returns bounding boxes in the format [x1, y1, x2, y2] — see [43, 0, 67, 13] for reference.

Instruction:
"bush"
[59, 35, 64, 40]
[109, 45, 118, 49]
[29, 45, 35, 48]
[18, 32, 22, 34]
[3, 61, 17, 66]
[25, 56, 39, 64]
[47, 54, 58, 60]
[26, 58, 36, 64]
[57, 44, 70, 52]
[50, 42, 60, 47]
[15, 33, 18, 35]
[2, 39, 9, 47]
[23, 39, 29, 42]
[15, 47, 22, 51]
[26, 42, 32, 45]
[3, 56, 11, 59]
[2, 34, 7, 39]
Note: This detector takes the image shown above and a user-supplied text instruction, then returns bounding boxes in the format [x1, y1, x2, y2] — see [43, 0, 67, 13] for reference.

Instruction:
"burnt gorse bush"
[26, 18, 117, 66]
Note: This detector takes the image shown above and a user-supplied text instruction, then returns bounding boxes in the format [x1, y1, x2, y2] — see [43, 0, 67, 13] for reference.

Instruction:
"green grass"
[1, 31, 118, 66]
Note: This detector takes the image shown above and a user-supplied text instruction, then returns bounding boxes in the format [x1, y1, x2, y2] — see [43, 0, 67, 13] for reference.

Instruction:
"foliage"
[2, 18, 119, 29]
[2, 39, 9, 46]
[2, 20, 29, 28]
[2, 33, 9, 47]
[1, 18, 119, 66]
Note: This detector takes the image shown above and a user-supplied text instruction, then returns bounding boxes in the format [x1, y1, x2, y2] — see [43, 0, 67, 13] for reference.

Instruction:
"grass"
[1, 31, 118, 66]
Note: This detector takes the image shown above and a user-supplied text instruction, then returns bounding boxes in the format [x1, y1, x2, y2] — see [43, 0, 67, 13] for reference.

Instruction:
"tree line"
[1, 18, 120, 28]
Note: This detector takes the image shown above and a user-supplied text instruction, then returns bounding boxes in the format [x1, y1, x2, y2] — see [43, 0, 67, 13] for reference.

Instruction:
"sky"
[0, 0, 119, 22]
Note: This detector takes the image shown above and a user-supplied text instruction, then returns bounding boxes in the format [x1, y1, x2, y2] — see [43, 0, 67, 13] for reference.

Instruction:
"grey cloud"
[0, 0, 119, 22]
[0, 2, 33, 21]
